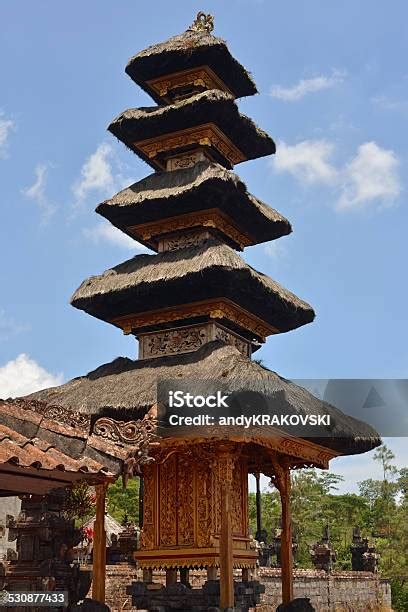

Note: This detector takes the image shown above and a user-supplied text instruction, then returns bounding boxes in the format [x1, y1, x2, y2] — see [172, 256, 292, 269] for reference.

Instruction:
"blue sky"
[0, 0, 407, 492]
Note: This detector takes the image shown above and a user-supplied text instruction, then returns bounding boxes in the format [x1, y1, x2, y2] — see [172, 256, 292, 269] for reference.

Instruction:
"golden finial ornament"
[190, 11, 215, 33]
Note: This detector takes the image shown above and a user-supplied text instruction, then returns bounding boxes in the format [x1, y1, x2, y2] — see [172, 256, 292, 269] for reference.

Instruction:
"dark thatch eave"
[108, 90, 275, 169]
[96, 161, 291, 247]
[70, 239, 315, 333]
[25, 342, 381, 456]
[125, 29, 258, 102]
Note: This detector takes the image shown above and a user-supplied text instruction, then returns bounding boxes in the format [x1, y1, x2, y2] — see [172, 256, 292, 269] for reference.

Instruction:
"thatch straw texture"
[96, 161, 291, 247]
[125, 28, 257, 102]
[70, 239, 314, 333]
[26, 342, 380, 456]
[108, 90, 275, 168]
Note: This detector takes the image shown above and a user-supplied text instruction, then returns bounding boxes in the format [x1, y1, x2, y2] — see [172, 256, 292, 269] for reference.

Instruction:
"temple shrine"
[2, 11, 381, 611]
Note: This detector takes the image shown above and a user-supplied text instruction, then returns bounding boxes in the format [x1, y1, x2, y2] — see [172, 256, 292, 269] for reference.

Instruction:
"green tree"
[106, 476, 140, 524]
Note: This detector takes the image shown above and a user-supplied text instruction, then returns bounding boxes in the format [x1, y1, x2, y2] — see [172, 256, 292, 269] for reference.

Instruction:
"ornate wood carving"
[133, 123, 246, 169]
[138, 321, 251, 359]
[158, 229, 213, 252]
[139, 463, 156, 550]
[137, 443, 253, 571]
[128, 208, 253, 251]
[13, 399, 90, 431]
[93, 409, 159, 483]
[139, 324, 207, 358]
[146, 66, 233, 104]
[165, 148, 208, 170]
[177, 454, 195, 546]
[158, 454, 178, 547]
[112, 297, 278, 341]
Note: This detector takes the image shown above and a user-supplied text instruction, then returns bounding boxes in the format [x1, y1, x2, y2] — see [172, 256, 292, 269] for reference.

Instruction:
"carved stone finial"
[190, 11, 214, 34]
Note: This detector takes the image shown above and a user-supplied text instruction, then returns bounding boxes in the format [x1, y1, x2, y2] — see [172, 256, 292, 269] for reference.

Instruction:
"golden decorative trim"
[153, 435, 338, 470]
[135, 548, 257, 570]
[111, 298, 278, 341]
[133, 123, 246, 169]
[146, 65, 233, 103]
[128, 208, 254, 251]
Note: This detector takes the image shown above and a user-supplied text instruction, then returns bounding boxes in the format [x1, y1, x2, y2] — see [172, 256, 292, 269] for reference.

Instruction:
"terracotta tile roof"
[0, 422, 114, 477]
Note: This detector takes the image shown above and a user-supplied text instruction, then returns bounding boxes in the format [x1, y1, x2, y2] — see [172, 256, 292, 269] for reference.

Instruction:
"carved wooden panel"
[138, 321, 251, 359]
[165, 149, 208, 171]
[158, 455, 178, 547]
[140, 463, 156, 550]
[158, 229, 213, 252]
[177, 454, 195, 546]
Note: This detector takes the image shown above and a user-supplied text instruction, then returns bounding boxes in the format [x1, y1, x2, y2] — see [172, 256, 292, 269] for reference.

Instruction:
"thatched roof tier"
[96, 162, 291, 250]
[70, 239, 314, 334]
[125, 28, 257, 102]
[26, 342, 381, 456]
[108, 90, 275, 169]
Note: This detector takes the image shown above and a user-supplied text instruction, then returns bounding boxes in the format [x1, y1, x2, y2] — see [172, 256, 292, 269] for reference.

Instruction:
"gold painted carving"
[146, 66, 233, 103]
[112, 297, 278, 341]
[133, 123, 246, 169]
[190, 12, 215, 34]
[128, 208, 253, 251]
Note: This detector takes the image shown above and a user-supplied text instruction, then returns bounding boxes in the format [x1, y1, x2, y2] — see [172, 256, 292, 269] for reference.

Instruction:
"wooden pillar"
[278, 465, 293, 605]
[166, 568, 177, 586]
[219, 452, 235, 610]
[138, 476, 144, 528]
[92, 483, 107, 602]
[255, 472, 262, 537]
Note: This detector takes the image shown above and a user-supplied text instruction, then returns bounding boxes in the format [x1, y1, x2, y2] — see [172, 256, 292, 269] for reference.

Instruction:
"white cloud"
[272, 139, 402, 212]
[337, 142, 401, 211]
[82, 221, 149, 251]
[371, 95, 408, 114]
[22, 163, 56, 221]
[0, 111, 15, 158]
[270, 70, 345, 101]
[0, 354, 63, 399]
[273, 139, 338, 185]
[72, 143, 130, 205]
[0, 310, 29, 342]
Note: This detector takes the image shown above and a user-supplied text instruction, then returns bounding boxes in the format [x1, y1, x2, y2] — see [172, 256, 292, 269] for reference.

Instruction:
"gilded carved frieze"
[128, 208, 253, 251]
[133, 123, 246, 170]
[113, 298, 277, 342]
[146, 65, 231, 103]
[138, 321, 251, 359]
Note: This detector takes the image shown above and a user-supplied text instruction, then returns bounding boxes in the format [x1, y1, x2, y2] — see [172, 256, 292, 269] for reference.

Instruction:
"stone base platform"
[102, 565, 392, 611]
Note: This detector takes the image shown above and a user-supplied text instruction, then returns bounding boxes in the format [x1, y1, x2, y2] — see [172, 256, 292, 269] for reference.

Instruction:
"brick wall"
[104, 565, 392, 612]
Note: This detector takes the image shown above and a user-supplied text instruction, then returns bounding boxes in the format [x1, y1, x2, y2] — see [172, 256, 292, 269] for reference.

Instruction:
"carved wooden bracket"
[92, 407, 160, 485]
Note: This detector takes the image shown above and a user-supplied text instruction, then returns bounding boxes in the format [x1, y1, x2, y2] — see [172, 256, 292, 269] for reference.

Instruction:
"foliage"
[62, 481, 95, 524]
[249, 445, 407, 609]
[106, 476, 140, 524]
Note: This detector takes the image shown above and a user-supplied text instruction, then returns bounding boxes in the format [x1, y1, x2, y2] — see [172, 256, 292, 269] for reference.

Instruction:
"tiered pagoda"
[27, 12, 380, 611]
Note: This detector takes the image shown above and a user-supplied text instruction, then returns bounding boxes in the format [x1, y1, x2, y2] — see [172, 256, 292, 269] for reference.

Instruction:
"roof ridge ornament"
[189, 11, 214, 34]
